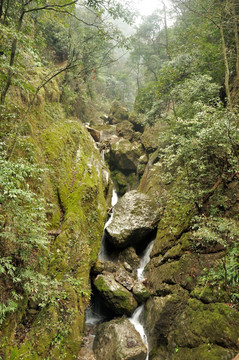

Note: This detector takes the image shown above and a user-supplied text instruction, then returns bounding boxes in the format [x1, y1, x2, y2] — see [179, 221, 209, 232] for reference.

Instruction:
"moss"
[151, 200, 195, 258]
[94, 275, 138, 316]
[171, 298, 239, 349]
[1, 83, 108, 359]
[172, 344, 237, 360]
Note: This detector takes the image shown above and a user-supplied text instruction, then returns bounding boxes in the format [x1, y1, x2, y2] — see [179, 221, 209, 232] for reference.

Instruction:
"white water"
[130, 240, 154, 360]
[137, 241, 154, 282]
[130, 305, 149, 359]
[98, 187, 118, 262]
[85, 307, 105, 325]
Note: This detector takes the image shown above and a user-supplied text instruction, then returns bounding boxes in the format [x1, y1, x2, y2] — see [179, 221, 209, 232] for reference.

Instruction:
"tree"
[0, 0, 134, 105]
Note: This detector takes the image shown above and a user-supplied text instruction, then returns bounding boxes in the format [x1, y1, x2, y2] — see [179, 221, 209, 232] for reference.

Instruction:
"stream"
[85, 187, 153, 360]
[130, 240, 154, 360]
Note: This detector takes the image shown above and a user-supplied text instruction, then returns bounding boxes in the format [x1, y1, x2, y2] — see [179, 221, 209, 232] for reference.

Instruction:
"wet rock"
[118, 247, 140, 269]
[105, 190, 159, 249]
[114, 267, 136, 291]
[132, 283, 150, 303]
[145, 293, 188, 350]
[93, 274, 138, 316]
[93, 318, 147, 360]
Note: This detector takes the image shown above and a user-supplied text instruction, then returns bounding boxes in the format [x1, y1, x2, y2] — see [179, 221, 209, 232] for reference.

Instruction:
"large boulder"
[93, 318, 147, 360]
[116, 120, 134, 140]
[105, 190, 159, 249]
[108, 100, 129, 124]
[110, 138, 144, 172]
[93, 274, 138, 316]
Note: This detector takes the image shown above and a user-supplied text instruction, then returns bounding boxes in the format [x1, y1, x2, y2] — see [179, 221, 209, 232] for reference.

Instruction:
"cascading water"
[98, 187, 118, 261]
[85, 187, 118, 324]
[85, 183, 154, 360]
[129, 240, 154, 360]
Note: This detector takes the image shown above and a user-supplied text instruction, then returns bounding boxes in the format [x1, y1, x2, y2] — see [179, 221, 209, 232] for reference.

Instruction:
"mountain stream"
[85, 187, 153, 360]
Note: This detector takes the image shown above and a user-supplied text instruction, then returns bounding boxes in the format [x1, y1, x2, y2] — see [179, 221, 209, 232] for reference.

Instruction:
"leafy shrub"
[0, 152, 60, 323]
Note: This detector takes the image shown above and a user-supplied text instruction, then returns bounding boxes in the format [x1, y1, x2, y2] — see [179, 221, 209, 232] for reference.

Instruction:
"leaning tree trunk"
[0, 9, 24, 105]
[232, 0, 239, 80]
[219, 19, 232, 108]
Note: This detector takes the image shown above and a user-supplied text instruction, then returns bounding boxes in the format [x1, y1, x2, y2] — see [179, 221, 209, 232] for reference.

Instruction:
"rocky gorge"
[78, 101, 239, 360]
[0, 91, 238, 359]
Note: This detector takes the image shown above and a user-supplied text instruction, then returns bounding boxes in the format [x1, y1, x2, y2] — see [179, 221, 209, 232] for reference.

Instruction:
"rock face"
[93, 318, 147, 360]
[93, 274, 138, 316]
[141, 180, 239, 359]
[105, 190, 159, 249]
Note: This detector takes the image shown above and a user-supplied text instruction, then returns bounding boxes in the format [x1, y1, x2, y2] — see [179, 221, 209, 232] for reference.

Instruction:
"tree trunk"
[3, 0, 10, 25]
[232, 0, 239, 80]
[163, 1, 171, 60]
[0, 9, 24, 104]
[219, 19, 232, 108]
[0, 0, 4, 20]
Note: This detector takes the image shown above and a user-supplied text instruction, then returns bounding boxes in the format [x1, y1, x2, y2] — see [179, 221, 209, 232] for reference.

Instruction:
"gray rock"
[132, 283, 150, 303]
[105, 190, 159, 249]
[93, 318, 147, 360]
[93, 274, 138, 316]
[118, 247, 140, 269]
[110, 138, 144, 172]
[116, 120, 134, 140]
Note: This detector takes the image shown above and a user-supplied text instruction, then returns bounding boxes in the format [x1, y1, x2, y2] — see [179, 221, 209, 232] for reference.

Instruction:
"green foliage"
[159, 105, 239, 200]
[192, 216, 239, 302]
[170, 75, 220, 119]
[0, 153, 60, 323]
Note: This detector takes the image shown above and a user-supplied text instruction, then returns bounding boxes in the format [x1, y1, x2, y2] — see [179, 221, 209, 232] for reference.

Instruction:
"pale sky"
[134, 0, 172, 17]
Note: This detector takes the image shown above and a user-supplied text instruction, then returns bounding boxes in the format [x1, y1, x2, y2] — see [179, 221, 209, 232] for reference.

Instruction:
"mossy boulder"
[108, 100, 129, 124]
[171, 299, 239, 350]
[147, 251, 225, 292]
[93, 318, 147, 360]
[128, 114, 145, 133]
[116, 120, 134, 140]
[111, 170, 138, 196]
[139, 157, 167, 208]
[141, 123, 161, 153]
[94, 274, 138, 316]
[171, 344, 237, 360]
[105, 190, 160, 249]
[132, 283, 150, 303]
[145, 293, 189, 351]
[110, 138, 144, 172]
[145, 297, 239, 359]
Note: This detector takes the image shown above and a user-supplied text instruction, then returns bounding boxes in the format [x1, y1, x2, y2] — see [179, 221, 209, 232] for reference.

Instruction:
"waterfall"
[98, 187, 118, 261]
[137, 241, 154, 282]
[130, 240, 154, 360]
[86, 187, 119, 326]
[101, 149, 105, 162]
[130, 305, 149, 360]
